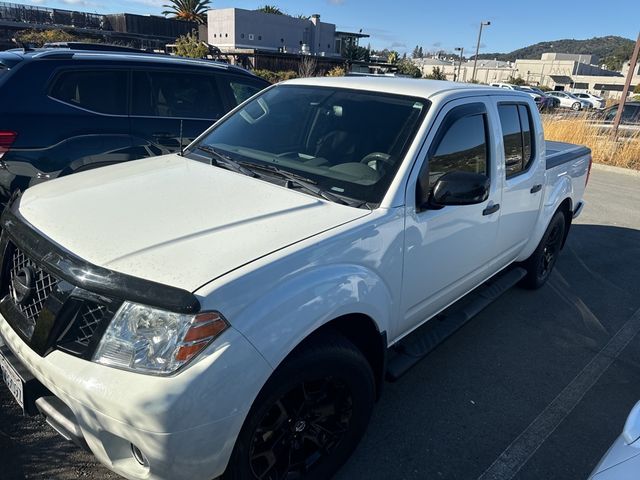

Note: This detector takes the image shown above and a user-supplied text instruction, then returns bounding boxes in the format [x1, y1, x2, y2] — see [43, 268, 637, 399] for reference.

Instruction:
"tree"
[634, 83, 640, 94]
[257, 5, 284, 15]
[424, 66, 447, 80]
[15, 29, 75, 47]
[412, 45, 420, 59]
[418, 46, 423, 58]
[174, 29, 209, 58]
[387, 50, 399, 64]
[509, 76, 526, 86]
[298, 55, 317, 77]
[396, 59, 422, 78]
[163, 0, 211, 24]
[344, 44, 370, 62]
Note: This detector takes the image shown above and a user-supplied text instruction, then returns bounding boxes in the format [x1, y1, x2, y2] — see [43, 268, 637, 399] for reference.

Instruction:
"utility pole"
[455, 47, 464, 82]
[612, 31, 640, 138]
[472, 21, 490, 82]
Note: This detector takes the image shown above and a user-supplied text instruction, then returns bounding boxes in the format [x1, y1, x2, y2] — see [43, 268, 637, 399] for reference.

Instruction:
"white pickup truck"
[0, 77, 591, 480]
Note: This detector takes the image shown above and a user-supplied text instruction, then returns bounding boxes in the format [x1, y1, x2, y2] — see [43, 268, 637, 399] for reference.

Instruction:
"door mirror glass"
[430, 171, 490, 207]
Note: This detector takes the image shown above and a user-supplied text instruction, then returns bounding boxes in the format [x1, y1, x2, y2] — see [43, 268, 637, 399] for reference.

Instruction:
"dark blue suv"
[0, 46, 269, 204]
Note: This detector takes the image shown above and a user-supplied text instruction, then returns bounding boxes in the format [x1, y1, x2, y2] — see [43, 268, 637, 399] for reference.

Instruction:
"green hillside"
[478, 36, 634, 70]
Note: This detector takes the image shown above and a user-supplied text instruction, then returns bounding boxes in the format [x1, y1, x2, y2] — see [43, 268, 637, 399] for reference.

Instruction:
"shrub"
[252, 69, 298, 83]
[15, 29, 74, 47]
[326, 66, 346, 77]
[396, 59, 422, 78]
[174, 30, 209, 59]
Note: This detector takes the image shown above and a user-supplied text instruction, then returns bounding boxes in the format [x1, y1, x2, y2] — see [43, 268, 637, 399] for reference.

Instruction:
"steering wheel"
[360, 152, 394, 173]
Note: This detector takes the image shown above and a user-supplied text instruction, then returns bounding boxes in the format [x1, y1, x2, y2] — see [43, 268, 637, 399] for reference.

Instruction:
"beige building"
[414, 57, 517, 83]
[415, 52, 638, 99]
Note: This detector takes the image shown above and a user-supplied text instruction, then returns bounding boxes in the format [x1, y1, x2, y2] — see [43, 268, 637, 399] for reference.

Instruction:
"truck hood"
[17, 155, 370, 291]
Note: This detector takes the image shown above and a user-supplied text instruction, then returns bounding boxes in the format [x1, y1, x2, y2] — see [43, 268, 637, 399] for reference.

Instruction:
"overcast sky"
[27, 0, 637, 55]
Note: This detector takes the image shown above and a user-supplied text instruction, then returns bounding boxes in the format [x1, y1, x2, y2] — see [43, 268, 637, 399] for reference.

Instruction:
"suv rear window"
[132, 70, 225, 120]
[50, 70, 128, 115]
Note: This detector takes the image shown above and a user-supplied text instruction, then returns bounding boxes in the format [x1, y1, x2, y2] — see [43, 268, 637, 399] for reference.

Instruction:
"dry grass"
[542, 114, 640, 170]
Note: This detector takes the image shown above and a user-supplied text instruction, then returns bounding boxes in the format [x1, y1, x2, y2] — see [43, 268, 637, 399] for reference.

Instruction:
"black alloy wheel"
[224, 332, 375, 480]
[249, 377, 353, 479]
[521, 211, 566, 289]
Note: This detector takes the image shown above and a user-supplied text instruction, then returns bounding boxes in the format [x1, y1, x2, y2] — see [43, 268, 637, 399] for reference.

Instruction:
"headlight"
[93, 301, 229, 375]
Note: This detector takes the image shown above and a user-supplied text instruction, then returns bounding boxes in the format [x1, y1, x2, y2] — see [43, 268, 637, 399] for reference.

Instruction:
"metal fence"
[0, 2, 109, 30]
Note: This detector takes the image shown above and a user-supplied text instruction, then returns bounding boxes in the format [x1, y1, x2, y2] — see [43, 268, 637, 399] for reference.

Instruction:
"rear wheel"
[223, 332, 375, 480]
[571, 102, 581, 111]
[521, 211, 566, 289]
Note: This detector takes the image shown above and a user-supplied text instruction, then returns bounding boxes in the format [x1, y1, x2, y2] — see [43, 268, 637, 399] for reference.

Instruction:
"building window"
[258, 35, 261, 40]
[225, 33, 228, 37]
[213, 34, 217, 38]
[241, 33, 245, 39]
[328, 44, 331, 49]
[249, 34, 254, 40]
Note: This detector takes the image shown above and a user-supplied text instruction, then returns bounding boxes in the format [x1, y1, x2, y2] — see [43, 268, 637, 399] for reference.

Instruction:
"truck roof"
[283, 76, 530, 100]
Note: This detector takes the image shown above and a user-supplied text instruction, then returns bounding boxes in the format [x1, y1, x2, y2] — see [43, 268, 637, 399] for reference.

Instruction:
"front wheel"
[521, 211, 566, 289]
[223, 332, 375, 480]
[571, 102, 581, 111]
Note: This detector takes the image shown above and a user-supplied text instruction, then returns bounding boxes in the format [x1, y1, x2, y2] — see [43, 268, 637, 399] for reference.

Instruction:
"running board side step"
[386, 267, 527, 381]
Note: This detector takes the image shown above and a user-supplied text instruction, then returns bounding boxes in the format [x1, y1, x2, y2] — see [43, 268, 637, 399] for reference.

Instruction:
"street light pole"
[454, 47, 464, 82]
[472, 21, 490, 82]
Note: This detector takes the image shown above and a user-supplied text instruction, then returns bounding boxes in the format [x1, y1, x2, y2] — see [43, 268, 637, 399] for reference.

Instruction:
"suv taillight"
[0, 131, 17, 158]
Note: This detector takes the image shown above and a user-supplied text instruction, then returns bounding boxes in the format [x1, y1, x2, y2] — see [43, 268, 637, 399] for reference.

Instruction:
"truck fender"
[228, 263, 393, 371]
[517, 173, 573, 262]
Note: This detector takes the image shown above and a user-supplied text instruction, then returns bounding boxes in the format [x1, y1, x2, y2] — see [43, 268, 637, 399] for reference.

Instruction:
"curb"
[592, 163, 640, 177]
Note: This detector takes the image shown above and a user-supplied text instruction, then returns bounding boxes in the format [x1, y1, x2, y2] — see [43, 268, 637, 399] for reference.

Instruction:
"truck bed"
[546, 140, 591, 170]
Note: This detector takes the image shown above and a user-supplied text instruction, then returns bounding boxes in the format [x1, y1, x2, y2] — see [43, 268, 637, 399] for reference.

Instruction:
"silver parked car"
[573, 92, 606, 109]
[589, 401, 640, 479]
[546, 91, 591, 110]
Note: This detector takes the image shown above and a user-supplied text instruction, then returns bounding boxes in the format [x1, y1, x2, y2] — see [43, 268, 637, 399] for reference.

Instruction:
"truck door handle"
[530, 184, 542, 194]
[482, 203, 500, 216]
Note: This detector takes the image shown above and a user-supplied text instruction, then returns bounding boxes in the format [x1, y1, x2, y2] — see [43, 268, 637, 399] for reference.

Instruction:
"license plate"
[0, 349, 23, 409]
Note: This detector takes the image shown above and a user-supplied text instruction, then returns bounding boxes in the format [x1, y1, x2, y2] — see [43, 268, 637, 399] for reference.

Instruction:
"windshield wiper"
[197, 145, 258, 178]
[237, 161, 349, 205]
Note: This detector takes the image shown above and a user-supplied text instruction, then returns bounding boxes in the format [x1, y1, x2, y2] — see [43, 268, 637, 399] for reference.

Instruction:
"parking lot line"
[477, 304, 640, 480]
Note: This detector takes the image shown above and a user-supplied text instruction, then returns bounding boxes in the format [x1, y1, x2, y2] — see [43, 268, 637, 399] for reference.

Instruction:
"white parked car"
[0, 78, 591, 480]
[589, 401, 640, 479]
[573, 92, 606, 109]
[546, 91, 591, 110]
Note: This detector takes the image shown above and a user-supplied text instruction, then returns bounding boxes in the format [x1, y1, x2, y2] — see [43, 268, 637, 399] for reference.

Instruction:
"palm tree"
[257, 5, 284, 15]
[162, 0, 212, 24]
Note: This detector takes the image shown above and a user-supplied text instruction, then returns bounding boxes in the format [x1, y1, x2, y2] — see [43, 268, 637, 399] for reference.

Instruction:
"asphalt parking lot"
[1, 165, 640, 480]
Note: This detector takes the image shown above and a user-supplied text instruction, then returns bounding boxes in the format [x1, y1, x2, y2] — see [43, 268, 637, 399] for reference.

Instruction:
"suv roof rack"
[42, 42, 146, 53]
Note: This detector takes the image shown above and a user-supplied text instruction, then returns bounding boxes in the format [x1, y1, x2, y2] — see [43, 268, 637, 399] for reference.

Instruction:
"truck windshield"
[192, 85, 428, 205]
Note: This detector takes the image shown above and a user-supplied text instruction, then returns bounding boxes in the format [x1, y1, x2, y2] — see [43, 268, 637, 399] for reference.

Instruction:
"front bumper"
[0, 317, 272, 480]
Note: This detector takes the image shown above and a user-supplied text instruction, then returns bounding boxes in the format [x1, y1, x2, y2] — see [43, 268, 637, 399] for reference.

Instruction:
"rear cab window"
[219, 74, 269, 108]
[49, 70, 128, 115]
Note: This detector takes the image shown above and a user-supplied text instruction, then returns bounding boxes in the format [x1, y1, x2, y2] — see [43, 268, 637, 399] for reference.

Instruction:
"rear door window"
[132, 70, 225, 120]
[49, 70, 128, 115]
[498, 103, 535, 178]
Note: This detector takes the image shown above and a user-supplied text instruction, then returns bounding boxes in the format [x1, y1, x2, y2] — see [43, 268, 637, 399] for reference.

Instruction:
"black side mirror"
[423, 171, 490, 208]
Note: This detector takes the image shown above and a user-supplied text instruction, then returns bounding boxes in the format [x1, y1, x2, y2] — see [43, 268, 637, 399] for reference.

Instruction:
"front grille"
[75, 302, 108, 347]
[8, 246, 58, 332]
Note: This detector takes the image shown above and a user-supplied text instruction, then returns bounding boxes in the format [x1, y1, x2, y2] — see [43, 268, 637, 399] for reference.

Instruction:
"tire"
[223, 331, 375, 480]
[571, 102, 581, 111]
[521, 211, 566, 289]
